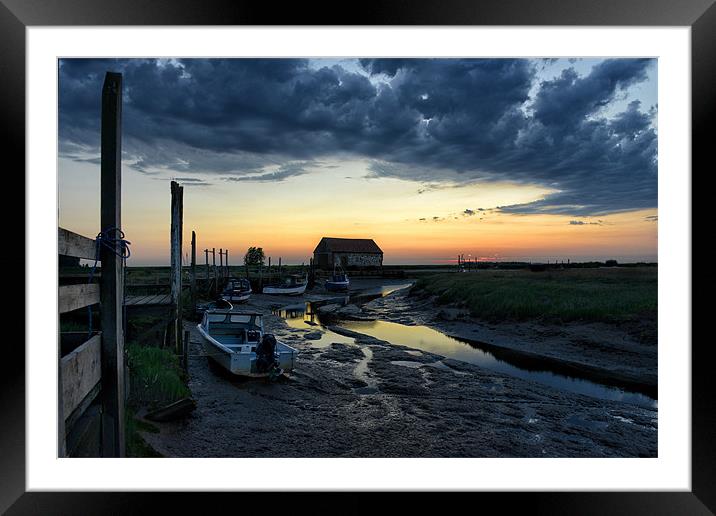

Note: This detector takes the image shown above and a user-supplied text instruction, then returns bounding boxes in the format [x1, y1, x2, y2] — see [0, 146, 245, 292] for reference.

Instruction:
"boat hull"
[198, 325, 297, 377]
[221, 291, 251, 303]
[325, 280, 349, 291]
[262, 284, 307, 296]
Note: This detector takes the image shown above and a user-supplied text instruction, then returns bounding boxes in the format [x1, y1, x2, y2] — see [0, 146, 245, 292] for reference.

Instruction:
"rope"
[87, 227, 131, 337]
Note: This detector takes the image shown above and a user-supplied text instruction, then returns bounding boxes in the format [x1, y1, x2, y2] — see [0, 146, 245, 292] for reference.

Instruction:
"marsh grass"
[414, 267, 657, 323]
[126, 343, 190, 408]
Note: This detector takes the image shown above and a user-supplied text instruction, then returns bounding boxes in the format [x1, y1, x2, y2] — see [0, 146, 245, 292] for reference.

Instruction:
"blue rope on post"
[87, 227, 131, 337]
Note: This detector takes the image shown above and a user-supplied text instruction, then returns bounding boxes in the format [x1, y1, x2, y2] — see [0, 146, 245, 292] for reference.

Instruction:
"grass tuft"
[126, 343, 190, 408]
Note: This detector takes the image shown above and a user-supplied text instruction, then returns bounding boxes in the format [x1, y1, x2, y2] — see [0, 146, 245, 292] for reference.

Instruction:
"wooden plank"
[100, 71, 125, 457]
[61, 334, 102, 418]
[65, 402, 102, 458]
[59, 284, 100, 313]
[58, 227, 97, 260]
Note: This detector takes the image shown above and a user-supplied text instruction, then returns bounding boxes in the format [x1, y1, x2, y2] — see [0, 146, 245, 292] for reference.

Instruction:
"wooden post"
[100, 71, 125, 457]
[183, 329, 190, 375]
[278, 257, 282, 282]
[190, 231, 197, 316]
[212, 248, 217, 296]
[268, 257, 271, 284]
[219, 248, 224, 282]
[225, 249, 229, 278]
[170, 180, 183, 357]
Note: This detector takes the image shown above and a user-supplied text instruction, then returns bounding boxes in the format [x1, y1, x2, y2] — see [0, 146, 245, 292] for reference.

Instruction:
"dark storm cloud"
[59, 57, 657, 216]
[222, 161, 313, 182]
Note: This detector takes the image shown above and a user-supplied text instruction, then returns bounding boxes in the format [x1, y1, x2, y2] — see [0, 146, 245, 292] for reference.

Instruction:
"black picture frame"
[2, 0, 707, 513]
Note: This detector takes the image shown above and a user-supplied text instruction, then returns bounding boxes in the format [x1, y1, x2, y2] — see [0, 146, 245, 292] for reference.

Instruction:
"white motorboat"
[197, 311, 297, 377]
[262, 274, 308, 296]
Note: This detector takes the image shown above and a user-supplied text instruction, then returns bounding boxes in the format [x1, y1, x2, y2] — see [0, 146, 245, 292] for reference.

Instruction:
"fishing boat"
[262, 273, 308, 296]
[221, 278, 252, 303]
[325, 266, 350, 291]
[197, 310, 298, 377]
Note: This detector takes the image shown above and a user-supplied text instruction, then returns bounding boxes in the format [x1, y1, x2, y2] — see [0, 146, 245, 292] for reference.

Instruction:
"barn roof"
[313, 237, 383, 254]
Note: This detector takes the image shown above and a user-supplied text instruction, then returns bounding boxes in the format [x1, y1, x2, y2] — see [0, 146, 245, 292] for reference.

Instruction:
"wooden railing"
[58, 71, 125, 458]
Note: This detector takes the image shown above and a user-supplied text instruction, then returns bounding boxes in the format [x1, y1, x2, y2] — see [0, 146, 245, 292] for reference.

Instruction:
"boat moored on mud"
[197, 311, 297, 377]
[262, 274, 308, 296]
[221, 278, 252, 303]
[325, 268, 350, 291]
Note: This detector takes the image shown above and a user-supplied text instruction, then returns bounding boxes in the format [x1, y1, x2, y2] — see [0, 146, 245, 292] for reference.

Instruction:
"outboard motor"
[255, 334, 279, 374]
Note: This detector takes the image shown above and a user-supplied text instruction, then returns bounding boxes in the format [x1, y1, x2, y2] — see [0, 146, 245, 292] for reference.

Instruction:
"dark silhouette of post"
[190, 231, 197, 316]
[100, 72, 125, 457]
[219, 248, 224, 283]
[212, 248, 217, 296]
[170, 181, 183, 357]
[225, 249, 229, 278]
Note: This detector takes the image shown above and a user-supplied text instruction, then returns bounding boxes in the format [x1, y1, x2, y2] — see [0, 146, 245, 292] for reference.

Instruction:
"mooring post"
[212, 247, 217, 296]
[183, 329, 190, 375]
[219, 248, 224, 284]
[279, 257, 282, 282]
[99, 71, 125, 457]
[190, 231, 197, 316]
[268, 257, 271, 284]
[258, 262, 263, 292]
[170, 180, 184, 357]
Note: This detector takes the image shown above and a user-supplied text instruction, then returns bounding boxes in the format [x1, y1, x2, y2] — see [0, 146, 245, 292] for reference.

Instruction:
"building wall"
[333, 252, 382, 268]
[314, 251, 383, 269]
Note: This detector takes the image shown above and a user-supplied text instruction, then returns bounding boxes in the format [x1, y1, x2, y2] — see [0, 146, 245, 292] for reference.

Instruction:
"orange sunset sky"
[59, 58, 658, 265]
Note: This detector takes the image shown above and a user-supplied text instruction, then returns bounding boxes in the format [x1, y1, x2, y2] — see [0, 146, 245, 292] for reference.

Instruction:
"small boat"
[197, 310, 298, 377]
[325, 267, 350, 291]
[262, 274, 308, 296]
[221, 278, 252, 303]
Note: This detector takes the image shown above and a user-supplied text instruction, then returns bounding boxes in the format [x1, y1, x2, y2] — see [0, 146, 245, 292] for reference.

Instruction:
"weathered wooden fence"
[58, 71, 125, 457]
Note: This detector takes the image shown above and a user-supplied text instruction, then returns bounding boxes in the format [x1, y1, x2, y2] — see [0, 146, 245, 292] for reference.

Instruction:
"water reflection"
[274, 295, 657, 410]
[339, 319, 657, 409]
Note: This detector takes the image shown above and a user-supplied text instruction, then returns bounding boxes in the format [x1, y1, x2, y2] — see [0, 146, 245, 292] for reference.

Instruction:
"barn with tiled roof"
[313, 237, 383, 270]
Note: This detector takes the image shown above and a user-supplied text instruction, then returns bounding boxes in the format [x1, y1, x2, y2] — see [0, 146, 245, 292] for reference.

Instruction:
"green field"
[413, 267, 657, 323]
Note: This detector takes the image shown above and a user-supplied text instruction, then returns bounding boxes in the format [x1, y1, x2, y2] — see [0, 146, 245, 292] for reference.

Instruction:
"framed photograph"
[4, 0, 708, 512]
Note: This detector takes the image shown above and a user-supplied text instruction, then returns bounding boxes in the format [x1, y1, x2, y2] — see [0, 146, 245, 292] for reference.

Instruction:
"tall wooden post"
[100, 72, 125, 457]
[190, 231, 197, 316]
[225, 249, 229, 278]
[268, 257, 271, 285]
[170, 180, 183, 356]
[212, 248, 217, 295]
[258, 263, 263, 292]
[219, 248, 224, 282]
[278, 257, 282, 282]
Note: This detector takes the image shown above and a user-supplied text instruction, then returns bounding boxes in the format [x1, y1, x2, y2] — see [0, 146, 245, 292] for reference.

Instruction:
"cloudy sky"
[58, 58, 658, 265]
